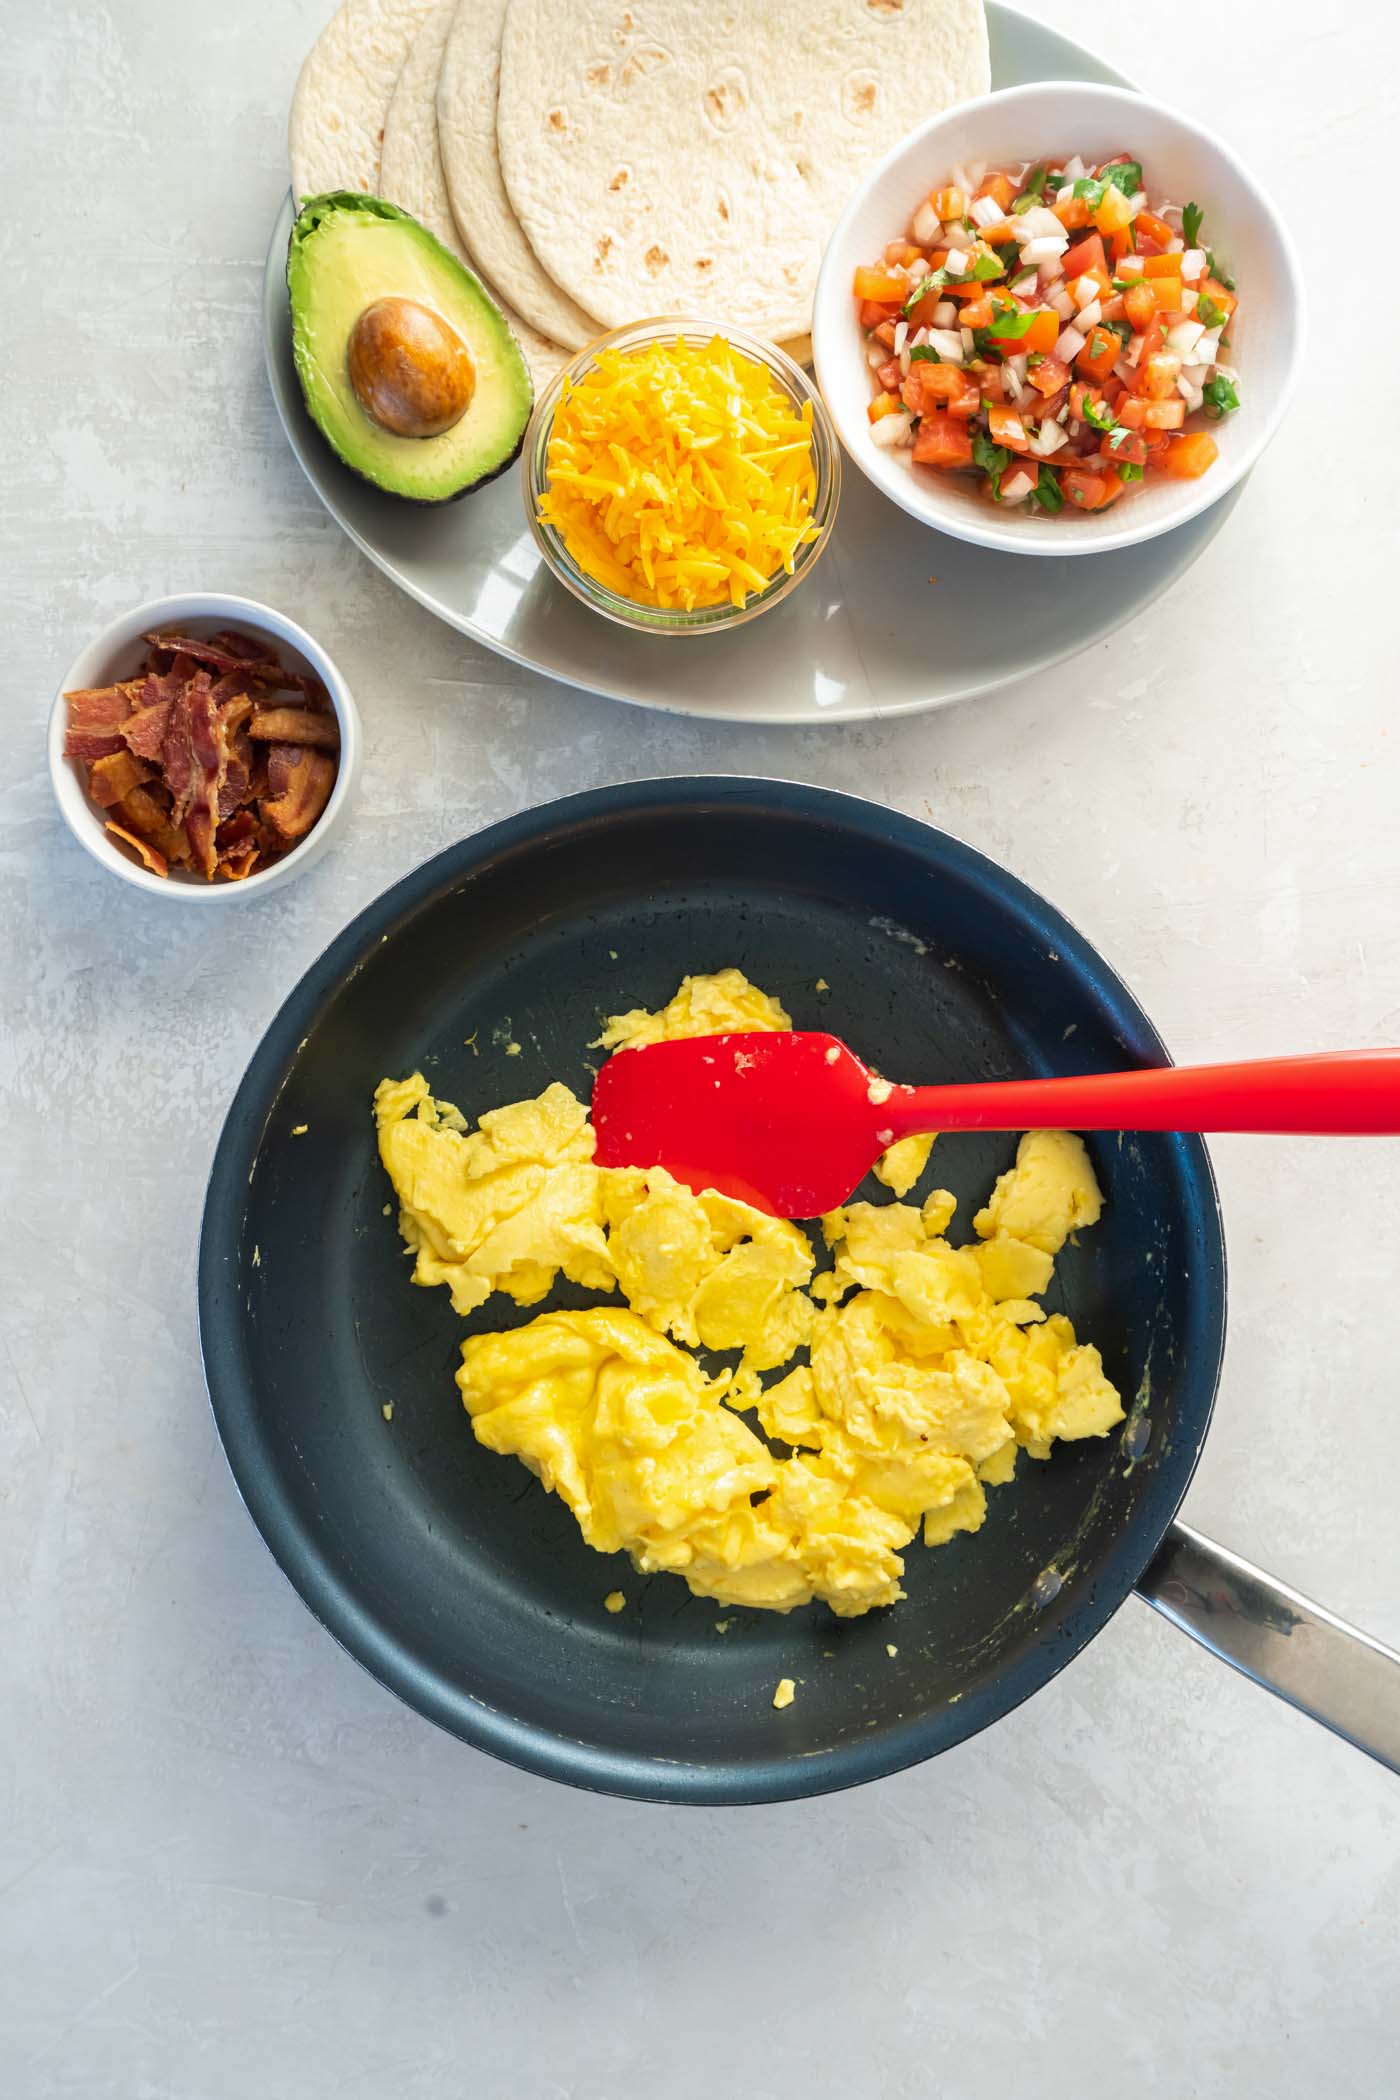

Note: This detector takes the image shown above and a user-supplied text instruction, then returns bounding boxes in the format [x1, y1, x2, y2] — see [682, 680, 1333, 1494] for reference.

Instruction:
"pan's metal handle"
[1137, 1521, 1400, 1777]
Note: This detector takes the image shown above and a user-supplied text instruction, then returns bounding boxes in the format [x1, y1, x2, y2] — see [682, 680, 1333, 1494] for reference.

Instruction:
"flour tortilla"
[437, 0, 596, 350]
[497, 0, 990, 340]
[290, 0, 439, 202]
[380, 0, 566, 385]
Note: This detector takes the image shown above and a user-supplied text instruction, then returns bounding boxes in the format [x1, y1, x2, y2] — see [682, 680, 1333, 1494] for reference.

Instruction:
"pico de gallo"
[852, 155, 1241, 514]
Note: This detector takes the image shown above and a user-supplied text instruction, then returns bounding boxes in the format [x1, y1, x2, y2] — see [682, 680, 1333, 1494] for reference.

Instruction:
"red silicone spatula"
[590, 1033, 1400, 1218]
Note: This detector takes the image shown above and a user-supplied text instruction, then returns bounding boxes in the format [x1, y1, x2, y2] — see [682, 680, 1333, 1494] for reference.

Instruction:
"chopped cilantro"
[1082, 394, 1116, 432]
[984, 301, 1037, 341]
[1101, 317, 1133, 346]
[1206, 250, 1236, 291]
[1103, 160, 1143, 197]
[1195, 292, 1227, 330]
[971, 428, 1011, 497]
[1202, 373, 1240, 418]
[1182, 202, 1205, 248]
[904, 251, 1002, 311]
[902, 272, 947, 313]
[1011, 165, 1048, 212]
[994, 242, 1022, 271]
[908, 344, 941, 363]
[1072, 176, 1104, 206]
[969, 252, 1004, 281]
[1116, 461, 1145, 482]
[1028, 466, 1064, 513]
[1107, 425, 1136, 451]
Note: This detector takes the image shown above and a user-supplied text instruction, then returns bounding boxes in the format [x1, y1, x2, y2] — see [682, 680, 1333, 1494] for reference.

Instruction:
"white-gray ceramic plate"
[262, 3, 1237, 724]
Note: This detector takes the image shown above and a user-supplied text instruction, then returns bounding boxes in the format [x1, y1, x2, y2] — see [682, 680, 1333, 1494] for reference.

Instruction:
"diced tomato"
[1123, 282, 1157, 333]
[1028, 353, 1070, 396]
[917, 363, 980, 417]
[1108, 226, 1135, 267]
[883, 240, 923, 269]
[1162, 431, 1219, 478]
[854, 267, 908, 304]
[1142, 398, 1185, 429]
[1141, 252, 1183, 280]
[1063, 233, 1107, 281]
[872, 319, 899, 347]
[860, 299, 901, 329]
[1149, 276, 1183, 312]
[1060, 466, 1123, 511]
[1134, 209, 1174, 249]
[1069, 381, 1100, 423]
[876, 357, 902, 391]
[1141, 430, 1173, 468]
[1081, 265, 1113, 301]
[900, 371, 925, 414]
[911, 412, 974, 468]
[1115, 396, 1147, 428]
[1101, 374, 1126, 409]
[1027, 309, 1062, 355]
[958, 296, 994, 329]
[1034, 385, 1069, 421]
[905, 291, 944, 330]
[1093, 185, 1135, 237]
[975, 363, 1006, 404]
[1198, 275, 1238, 320]
[975, 171, 1015, 211]
[931, 186, 966, 221]
[1075, 326, 1120, 384]
[1138, 352, 1182, 401]
[1100, 428, 1147, 466]
[977, 221, 1018, 247]
[867, 391, 903, 423]
[988, 404, 1032, 453]
[1054, 194, 1091, 231]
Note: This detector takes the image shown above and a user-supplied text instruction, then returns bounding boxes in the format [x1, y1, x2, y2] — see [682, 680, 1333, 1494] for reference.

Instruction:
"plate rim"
[262, 4, 1238, 724]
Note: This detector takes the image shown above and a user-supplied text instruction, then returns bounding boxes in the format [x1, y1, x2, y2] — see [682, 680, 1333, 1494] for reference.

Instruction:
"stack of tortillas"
[289, 0, 990, 385]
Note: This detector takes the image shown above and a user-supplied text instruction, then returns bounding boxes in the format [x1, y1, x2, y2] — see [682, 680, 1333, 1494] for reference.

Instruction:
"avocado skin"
[287, 192, 534, 506]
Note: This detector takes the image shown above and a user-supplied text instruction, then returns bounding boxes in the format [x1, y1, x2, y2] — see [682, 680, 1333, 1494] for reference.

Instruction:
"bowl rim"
[812, 77, 1306, 559]
[522, 315, 841, 633]
[48, 590, 361, 902]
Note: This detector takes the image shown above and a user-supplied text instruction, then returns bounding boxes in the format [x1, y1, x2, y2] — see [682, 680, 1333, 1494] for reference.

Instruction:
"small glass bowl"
[522, 316, 841, 636]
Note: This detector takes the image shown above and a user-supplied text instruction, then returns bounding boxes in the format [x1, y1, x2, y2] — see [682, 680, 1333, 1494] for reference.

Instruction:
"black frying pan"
[199, 779, 1400, 1801]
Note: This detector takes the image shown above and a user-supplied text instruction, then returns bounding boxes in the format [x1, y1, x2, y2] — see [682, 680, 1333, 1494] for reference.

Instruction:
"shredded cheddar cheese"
[538, 336, 819, 611]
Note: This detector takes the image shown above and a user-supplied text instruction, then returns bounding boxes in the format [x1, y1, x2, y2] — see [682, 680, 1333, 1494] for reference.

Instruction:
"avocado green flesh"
[288, 195, 533, 503]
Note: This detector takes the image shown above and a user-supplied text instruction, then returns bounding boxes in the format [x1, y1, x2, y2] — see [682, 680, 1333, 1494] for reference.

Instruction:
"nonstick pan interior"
[199, 779, 1226, 1803]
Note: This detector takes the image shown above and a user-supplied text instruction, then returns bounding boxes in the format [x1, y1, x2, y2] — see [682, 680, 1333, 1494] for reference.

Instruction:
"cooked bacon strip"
[161, 668, 204, 826]
[122, 700, 172, 759]
[248, 705, 340, 750]
[106, 821, 168, 878]
[112, 785, 191, 867]
[64, 679, 143, 759]
[219, 722, 254, 818]
[261, 744, 336, 840]
[215, 810, 257, 850]
[87, 750, 154, 808]
[144, 631, 324, 700]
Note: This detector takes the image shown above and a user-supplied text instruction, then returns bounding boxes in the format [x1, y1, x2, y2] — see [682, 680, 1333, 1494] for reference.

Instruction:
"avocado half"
[287, 192, 533, 504]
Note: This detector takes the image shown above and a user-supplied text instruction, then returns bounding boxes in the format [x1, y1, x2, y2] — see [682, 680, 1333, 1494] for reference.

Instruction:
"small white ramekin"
[49, 592, 362, 901]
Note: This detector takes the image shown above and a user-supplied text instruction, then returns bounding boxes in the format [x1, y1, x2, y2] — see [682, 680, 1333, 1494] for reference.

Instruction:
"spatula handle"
[889, 1049, 1400, 1137]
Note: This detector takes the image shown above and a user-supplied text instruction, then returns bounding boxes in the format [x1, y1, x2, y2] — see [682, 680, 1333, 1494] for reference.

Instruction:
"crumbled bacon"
[63, 630, 339, 882]
[248, 705, 340, 750]
[262, 744, 337, 840]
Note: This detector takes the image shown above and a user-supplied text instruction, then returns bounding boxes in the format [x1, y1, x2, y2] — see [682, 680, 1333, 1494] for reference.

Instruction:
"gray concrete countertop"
[3, 1, 1398, 2092]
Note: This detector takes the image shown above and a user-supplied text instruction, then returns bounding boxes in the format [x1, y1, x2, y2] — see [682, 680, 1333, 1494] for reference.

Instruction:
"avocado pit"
[347, 296, 475, 438]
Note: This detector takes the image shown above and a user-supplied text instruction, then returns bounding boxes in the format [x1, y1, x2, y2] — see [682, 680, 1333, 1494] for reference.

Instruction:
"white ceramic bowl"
[49, 593, 362, 901]
[813, 81, 1304, 557]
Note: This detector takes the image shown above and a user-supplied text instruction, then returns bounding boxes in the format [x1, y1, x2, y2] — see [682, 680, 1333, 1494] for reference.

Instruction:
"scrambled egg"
[375, 971, 1124, 1619]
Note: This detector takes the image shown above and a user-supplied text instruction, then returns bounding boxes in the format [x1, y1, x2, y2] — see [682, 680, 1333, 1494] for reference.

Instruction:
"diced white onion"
[1165, 319, 1206, 358]
[1010, 269, 1039, 295]
[1181, 362, 1213, 388]
[944, 246, 968, 276]
[1049, 285, 1076, 321]
[1021, 235, 1069, 268]
[893, 320, 909, 355]
[1176, 378, 1205, 411]
[1165, 235, 1184, 253]
[1181, 289, 1199, 315]
[1196, 328, 1223, 360]
[1073, 275, 1100, 312]
[870, 410, 914, 449]
[910, 324, 930, 348]
[1056, 182, 1075, 206]
[1005, 352, 1030, 383]
[1126, 192, 1147, 214]
[970, 193, 1005, 229]
[1038, 256, 1065, 287]
[866, 344, 885, 368]
[1000, 465, 1037, 504]
[1116, 255, 1145, 280]
[933, 300, 957, 329]
[1003, 363, 1025, 403]
[1181, 249, 1207, 283]
[1126, 335, 1146, 367]
[961, 326, 976, 357]
[1013, 207, 1065, 243]
[912, 199, 940, 246]
[1076, 298, 1102, 331]
[927, 328, 966, 363]
[1031, 418, 1068, 456]
[1053, 324, 1086, 362]
[1112, 357, 1136, 387]
[1064, 154, 1087, 180]
[898, 348, 911, 376]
